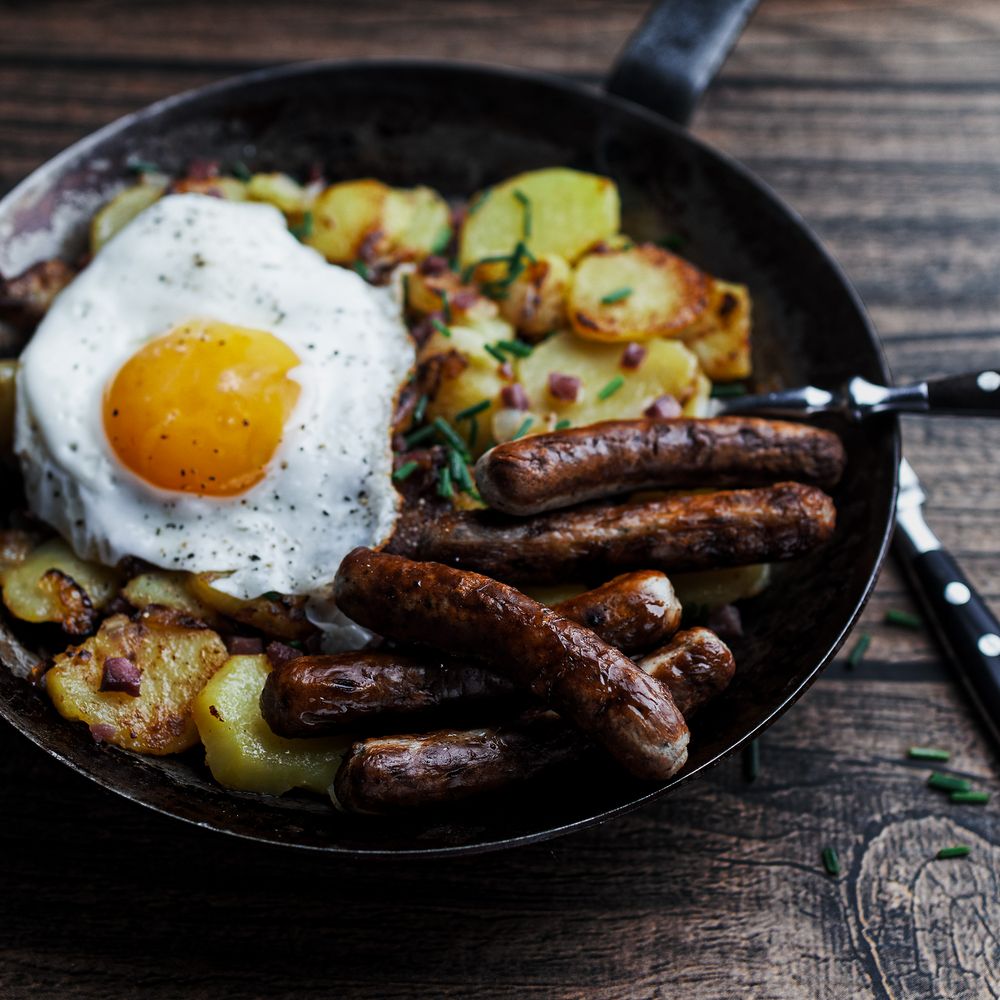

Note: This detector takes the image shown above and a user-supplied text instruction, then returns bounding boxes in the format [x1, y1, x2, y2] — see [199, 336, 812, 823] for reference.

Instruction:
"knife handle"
[924, 370, 1000, 416]
[904, 548, 1000, 744]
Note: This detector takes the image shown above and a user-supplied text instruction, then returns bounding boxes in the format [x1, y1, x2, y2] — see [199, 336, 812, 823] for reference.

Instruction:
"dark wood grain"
[2, 1, 999, 997]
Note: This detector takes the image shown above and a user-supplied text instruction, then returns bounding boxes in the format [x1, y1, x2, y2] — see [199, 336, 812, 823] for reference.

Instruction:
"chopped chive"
[847, 632, 871, 668]
[436, 465, 454, 499]
[403, 424, 436, 448]
[710, 382, 747, 399]
[885, 608, 923, 630]
[230, 160, 252, 181]
[467, 415, 479, 448]
[448, 445, 466, 483]
[412, 394, 429, 424]
[290, 210, 314, 240]
[484, 343, 507, 364]
[512, 416, 534, 440]
[468, 188, 492, 215]
[431, 226, 452, 255]
[432, 417, 471, 461]
[352, 259, 370, 279]
[936, 845, 971, 860]
[497, 339, 533, 358]
[401, 273, 410, 308]
[598, 375, 625, 400]
[453, 455, 477, 494]
[392, 460, 420, 482]
[821, 846, 841, 877]
[262, 591, 282, 601]
[742, 740, 759, 782]
[513, 189, 532, 238]
[554, 419, 572, 431]
[658, 233, 686, 252]
[431, 318, 452, 339]
[600, 286, 633, 305]
[287, 640, 304, 650]
[439, 289, 453, 323]
[456, 399, 492, 421]
[928, 772, 972, 793]
[951, 790, 990, 804]
[908, 746, 950, 762]
[128, 158, 161, 174]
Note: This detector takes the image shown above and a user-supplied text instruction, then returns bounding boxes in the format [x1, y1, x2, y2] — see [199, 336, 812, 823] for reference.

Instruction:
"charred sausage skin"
[333, 549, 690, 781]
[333, 627, 735, 814]
[262, 570, 680, 738]
[388, 482, 836, 584]
[475, 417, 846, 515]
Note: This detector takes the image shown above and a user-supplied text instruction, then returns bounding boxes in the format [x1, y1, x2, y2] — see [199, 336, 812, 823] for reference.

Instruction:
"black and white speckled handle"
[901, 547, 1000, 747]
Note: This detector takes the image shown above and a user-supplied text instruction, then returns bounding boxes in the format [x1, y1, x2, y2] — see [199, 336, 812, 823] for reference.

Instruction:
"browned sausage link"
[262, 571, 679, 737]
[639, 627, 736, 717]
[261, 650, 520, 738]
[388, 482, 836, 585]
[334, 549, 689, 780]
[474, 417, 847, 515]
[332, 628, 735, 814]
[332, 712, 584, 814]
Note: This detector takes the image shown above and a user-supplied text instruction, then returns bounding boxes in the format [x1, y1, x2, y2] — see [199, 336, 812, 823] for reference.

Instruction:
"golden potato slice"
[679, 280, 752, 381]
[420, 317, 517, 457]
[498, 254, 571, 339]
[46, 608, 229, 754]
[122, 571, 224, 627]
[459, 167, 619, 268]
[1, 537, 121, 633]
[405, 268, 498, 325]
[193, 654, 348, 795]
[188, 574, 315, 641]
[170, 176, 247, 201]
[569, 244, 710, 342]
[305, 178, 390, 264]
[89, 178, 167, 254]
[246, 172, 310, 215]
[672, 563, 772, 612]
[517, 331, 708, 428]
[0, 359, 16, 454]
[382, 186, 452, 260]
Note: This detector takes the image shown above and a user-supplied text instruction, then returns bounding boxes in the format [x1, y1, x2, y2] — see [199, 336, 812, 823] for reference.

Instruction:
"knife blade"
[893, 458, 1000, 747]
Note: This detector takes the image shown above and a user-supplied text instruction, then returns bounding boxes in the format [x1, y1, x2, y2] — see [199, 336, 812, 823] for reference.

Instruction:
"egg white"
[15, 193, 415, 602]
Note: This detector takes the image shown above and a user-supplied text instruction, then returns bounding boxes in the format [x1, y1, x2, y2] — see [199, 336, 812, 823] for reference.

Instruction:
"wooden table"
[2, 2, 999, 997]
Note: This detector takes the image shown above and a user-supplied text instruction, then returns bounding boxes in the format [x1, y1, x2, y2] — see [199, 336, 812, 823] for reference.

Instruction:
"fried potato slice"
[497, 253, 571, 339]
[246, 172, 310, 215]
[46, 608, 229, 754]
[89, 178, 168, 254]
[672, 563, 772, 611]
[305, 179, 391, 264]
[381, 186, 452, 261]
[569, 244, 710, 343]
[188, 574, 316, 641]
[1, 537, 121, 634]
[420, 317, 517, 457]
[459, 167, 619, 268]
[678, 280, 753, 381]
[0, 358, 15, 454]
[516, 330, 709, 428]
[406, 268, 498, 325]
[122, 570, 225, 627]
[193, 654, 348, 795]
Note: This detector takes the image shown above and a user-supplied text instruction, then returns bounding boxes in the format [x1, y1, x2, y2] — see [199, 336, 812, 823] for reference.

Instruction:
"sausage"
[640, 627, 736, 714]
[332, 628, 735, 814]
[333, 548, 690, 781]
[388, 482, 836, 584]
[475, 417, 846, 515]
[262, 571, 681, 738]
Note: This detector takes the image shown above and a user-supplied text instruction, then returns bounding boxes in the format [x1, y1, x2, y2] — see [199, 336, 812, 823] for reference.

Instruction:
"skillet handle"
[606, 0, 760, 125]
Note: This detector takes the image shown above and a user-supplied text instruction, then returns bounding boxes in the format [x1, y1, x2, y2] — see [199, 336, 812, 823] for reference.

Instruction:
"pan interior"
[0, 62, 896, 855]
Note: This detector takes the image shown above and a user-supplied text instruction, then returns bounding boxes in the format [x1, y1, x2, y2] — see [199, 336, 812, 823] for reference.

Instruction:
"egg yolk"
[104, 319, 301, 496]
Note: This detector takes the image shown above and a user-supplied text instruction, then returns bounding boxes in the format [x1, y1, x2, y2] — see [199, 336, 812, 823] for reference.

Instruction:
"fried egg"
[15, 193, 414, 606]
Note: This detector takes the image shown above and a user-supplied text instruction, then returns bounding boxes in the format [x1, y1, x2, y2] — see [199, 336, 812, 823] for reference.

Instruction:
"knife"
[707, 368, 1000, 419]
[893, 458, 1000, 746]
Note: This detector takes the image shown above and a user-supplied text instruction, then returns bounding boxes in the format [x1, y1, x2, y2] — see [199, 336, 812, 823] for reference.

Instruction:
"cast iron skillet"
[0, 0, 897, 855]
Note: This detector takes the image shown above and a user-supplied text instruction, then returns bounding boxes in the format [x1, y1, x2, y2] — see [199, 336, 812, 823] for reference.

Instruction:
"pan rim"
[0, 56, 899, 856]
